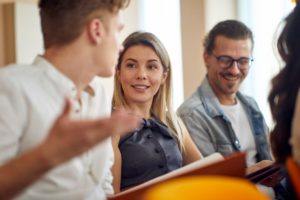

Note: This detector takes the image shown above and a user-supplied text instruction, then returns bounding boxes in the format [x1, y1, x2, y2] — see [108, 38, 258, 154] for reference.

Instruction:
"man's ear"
[203, 51, 210, 69]
[86, 18, 105, 44]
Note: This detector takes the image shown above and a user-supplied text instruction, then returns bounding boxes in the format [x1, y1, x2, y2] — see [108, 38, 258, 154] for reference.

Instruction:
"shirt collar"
[33, 55, 95, 97]
[198, 76, 260, 118]
[197, 76, 224, 118]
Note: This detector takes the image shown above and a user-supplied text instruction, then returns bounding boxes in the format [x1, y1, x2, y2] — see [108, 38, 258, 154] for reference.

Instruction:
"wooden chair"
[286, 157, 300, 200]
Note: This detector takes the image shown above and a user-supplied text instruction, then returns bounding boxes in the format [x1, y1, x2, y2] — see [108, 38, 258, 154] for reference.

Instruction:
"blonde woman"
[112, 31, 202, 193]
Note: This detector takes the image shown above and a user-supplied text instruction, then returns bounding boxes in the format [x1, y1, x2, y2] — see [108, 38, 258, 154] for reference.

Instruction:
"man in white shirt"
[0, 0, 140, 200]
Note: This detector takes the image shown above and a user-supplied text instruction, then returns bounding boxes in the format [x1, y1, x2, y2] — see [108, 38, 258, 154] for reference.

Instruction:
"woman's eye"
[147, 64, 158, 70]
[126, 63, 135, 68]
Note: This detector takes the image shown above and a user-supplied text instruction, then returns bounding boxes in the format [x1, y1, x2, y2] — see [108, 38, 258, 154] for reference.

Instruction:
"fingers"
[78, 111, 141, 145]
[110, 110, 142, 136]
[42, 106, 142, 166]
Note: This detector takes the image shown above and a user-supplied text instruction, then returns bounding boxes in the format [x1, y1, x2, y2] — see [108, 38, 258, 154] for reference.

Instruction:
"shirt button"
[155, 148, 160, 153]
[147, 134, 152, 139]
[158, 164, 164, 169]
[235, 140, 241, 149]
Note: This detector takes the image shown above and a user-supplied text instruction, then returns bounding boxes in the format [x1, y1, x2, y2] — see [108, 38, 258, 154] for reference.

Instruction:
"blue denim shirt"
[177, 77, 271, 162]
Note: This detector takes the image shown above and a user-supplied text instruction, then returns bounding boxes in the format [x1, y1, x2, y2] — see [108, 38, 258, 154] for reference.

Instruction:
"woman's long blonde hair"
[113, 31, 184, 151]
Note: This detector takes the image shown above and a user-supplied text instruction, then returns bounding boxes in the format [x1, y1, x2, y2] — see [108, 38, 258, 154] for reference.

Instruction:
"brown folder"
[109, 152, 246, 200]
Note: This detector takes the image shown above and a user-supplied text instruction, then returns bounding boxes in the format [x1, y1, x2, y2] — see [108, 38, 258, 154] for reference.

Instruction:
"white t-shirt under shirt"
[0, 56, 113, 200]
[221, 99, 257, 166]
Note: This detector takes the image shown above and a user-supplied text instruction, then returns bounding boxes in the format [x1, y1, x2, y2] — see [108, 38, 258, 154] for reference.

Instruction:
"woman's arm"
[111, 135, 122, 193]
[179, 119, 203, 165]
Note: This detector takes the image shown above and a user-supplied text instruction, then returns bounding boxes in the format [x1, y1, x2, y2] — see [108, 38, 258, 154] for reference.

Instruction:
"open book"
[108, 152, 246, 200]
[246, 162, 284, 187]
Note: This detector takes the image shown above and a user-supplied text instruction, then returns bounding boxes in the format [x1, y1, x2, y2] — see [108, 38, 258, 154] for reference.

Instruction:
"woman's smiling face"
[118, 45, 167, 106]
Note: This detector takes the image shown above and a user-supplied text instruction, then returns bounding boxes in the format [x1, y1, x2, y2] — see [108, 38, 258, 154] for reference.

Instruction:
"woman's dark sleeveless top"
[119, 118, 183, 189]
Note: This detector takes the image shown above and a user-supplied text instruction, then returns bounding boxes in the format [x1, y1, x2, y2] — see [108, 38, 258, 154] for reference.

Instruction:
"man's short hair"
[39, 0, 130, 49]
[203, 20, 254, 54]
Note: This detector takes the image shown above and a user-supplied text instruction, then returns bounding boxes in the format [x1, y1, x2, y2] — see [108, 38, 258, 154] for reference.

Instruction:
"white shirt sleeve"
[101, 145, 114, 196]
[291, 89, 300, 165]
[0, 74, 27, 165]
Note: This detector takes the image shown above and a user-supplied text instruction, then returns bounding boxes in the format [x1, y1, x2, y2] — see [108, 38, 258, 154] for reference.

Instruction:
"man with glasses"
[177, 20, 272, 167]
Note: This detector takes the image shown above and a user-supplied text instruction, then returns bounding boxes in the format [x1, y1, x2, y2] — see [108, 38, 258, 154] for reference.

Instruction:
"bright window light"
[238, 0, 295, 127]
[139, 0, 183, 109]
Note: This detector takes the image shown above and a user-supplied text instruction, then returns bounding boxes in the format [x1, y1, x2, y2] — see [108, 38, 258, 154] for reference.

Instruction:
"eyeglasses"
[212, 54, 253, 70]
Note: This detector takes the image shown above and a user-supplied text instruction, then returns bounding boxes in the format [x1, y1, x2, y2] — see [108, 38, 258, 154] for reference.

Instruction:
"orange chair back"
[286, 157, 300, 199]
[143, 176, 270, 200]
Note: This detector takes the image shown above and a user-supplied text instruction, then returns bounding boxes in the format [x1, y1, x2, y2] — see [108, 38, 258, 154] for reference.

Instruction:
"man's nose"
[227, 61, 240, 75]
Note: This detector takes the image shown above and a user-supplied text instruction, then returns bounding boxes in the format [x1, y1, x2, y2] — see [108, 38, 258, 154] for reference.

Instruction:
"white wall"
[238, 0, 294, 127]
[14, 2, 43, 63]
[204, 0, 237, 32]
